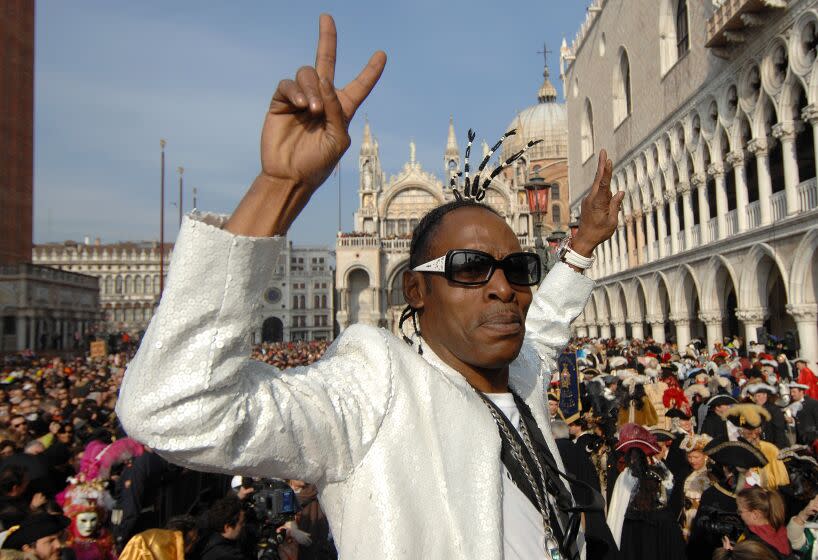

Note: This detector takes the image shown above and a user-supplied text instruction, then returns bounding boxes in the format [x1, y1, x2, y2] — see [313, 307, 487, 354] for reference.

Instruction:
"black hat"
[665, 408, 692, 420]
[746, 368, 765, 381]
[704, 439, 768, 469]
[582, 368, 601, 378]
[650, 428, 675, 443]
[706, 394, 737, 408]
[3, 513, 70, 550]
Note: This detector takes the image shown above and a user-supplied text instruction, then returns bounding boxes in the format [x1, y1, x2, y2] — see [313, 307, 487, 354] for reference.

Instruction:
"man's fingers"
[320, 77, 345, 131]
[315, 14, 337, 84]
[589, 149, 607, 197]
[338, 50, 387, 120]
[296, 66, 324, 115]
[609, 191, 625, 225]
[269, 80, 308, 114]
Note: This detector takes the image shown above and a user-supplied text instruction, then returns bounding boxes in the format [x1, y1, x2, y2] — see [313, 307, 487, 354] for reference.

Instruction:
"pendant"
[544, 528, 562, 560]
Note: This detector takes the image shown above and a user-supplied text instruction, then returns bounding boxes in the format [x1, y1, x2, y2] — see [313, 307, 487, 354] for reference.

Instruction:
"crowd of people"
[4, 328, 818, 559]
[549, 335, 818, 560]
[0, 338, 334, 560]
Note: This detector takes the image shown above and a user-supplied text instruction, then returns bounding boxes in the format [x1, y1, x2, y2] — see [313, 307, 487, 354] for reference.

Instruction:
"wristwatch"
[557, 237, 595, 270]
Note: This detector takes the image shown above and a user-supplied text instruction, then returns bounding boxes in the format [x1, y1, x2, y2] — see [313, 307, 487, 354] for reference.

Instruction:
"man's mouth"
[480, 312, 523, 334]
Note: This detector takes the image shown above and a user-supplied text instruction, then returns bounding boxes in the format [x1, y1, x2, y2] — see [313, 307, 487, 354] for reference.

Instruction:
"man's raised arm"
[116, 15, 388, 485]
[525, 150, 624, 364]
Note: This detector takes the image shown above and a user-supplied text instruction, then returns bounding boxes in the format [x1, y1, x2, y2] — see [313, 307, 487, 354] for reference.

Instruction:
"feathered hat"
[724, 403, 771, 428]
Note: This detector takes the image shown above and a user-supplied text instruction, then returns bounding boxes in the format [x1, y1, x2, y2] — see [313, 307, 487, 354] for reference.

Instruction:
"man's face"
[714, 404, 730, 416]
[679, 418, 693, 433]
[548, 400, 559, 416]
[25, 534, 61, 560]
[791, 387, 805, 402]
[740, 426, 761, 444]
[761, 365, 774, 377]
[752, 392, 768, 406]
[687, 450, 706, 470]
[10, 417, 27, 435]
[408, 207, 533, 374]
[797, 362, 806, 372]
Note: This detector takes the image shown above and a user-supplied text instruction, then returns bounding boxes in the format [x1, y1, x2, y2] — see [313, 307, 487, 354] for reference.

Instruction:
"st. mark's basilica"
[334, 63, 571, 334]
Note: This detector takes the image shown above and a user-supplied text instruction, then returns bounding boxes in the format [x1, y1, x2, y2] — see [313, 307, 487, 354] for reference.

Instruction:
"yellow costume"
[118, 529, 185, 560]
[754, 440, 789, 489]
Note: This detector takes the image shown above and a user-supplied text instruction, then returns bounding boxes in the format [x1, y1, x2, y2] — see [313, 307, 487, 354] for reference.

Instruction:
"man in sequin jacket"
[116, 14, 622, 560]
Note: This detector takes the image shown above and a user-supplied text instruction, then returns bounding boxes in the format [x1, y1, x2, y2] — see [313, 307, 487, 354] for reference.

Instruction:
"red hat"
[616, 423, 660, 456]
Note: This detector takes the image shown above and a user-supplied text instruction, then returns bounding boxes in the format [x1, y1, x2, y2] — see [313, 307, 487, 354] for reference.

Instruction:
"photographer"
[199, 495, 249, 560]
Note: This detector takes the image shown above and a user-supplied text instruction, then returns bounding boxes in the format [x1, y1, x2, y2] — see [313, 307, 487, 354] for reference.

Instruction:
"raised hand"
[573, 149, 625, 257]
[262, 14, 386, 187]
[225, 14, 386, 237]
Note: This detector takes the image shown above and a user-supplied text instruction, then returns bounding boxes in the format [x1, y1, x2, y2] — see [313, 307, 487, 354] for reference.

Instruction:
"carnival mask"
[76, 511, 99, 537]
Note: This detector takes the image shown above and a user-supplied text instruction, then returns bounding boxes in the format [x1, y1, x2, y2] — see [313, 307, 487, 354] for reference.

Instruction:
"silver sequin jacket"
[116, 212, 595, 559]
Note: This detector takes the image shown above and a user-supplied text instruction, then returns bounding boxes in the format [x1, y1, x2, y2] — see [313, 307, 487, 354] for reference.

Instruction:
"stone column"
[28, 317, 36, 350]
[618, 223, 628, 271]
[667, 191, 680, 254]
[599, 324, 612, 339]
[699, 310, 724, 349]
[802, 105, 818, 185]
[656, 201, 668, 258]
[647, 314, 666, 344]
[669, 314, 691, 349]
[609, 233, 620, 274]
[772, 121, 801, 216]
[747, 137, 773, 225]
[787, 304, 818, 365]
[735, 307, 769, 343]
[692, 174, 710, 242]
[587, 323, 599, 338]
[625, 215, 637, 267]
[708, 164, 728, 240]
[726, 151, 749, 232]
[645, 207, 656, 261]
[612, 319, 627, 340]
[16, 316, 26, 351]
[575, 322, 588, 338]
[634, 210, 646, 265]
[630, 319, 645, 341]
[679, 182, 694, 249]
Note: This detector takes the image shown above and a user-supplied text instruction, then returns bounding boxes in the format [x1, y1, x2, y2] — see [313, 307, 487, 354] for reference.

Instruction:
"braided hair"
[398, 199, 501, 354]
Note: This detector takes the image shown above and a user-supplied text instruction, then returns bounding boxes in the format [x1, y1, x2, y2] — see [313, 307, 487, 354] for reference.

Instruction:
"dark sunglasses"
[412, 249, 541, 286]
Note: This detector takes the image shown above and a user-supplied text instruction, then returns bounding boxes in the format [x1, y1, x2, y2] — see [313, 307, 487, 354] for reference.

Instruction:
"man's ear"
[402, 270, 426, 310]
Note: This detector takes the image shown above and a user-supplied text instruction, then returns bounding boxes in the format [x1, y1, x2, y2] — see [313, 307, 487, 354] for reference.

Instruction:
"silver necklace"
[479, 394, 562, 559]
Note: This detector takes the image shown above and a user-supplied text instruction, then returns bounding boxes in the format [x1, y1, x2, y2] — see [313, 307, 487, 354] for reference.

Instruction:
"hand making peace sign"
[226, 14, 386, 237]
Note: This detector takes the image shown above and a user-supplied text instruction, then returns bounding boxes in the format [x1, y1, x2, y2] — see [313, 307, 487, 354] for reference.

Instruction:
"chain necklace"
[478, 393, 563, 559]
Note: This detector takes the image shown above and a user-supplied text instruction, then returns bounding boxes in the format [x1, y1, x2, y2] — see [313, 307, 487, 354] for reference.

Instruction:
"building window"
[134, 275, 142, 294]
[551, 183, 560, 199]
[321, 295, 327, 308]
[144, 276, 152, 294]
[115, 276, 123, 294]
[551, 204, 562, 224]
[300, 295, 306, 309]
[105, 276, 113, 294]
[676, 0, 689, 58]
[314, 295, 320, 308]
[613, 48, 632, 126]
[581, 99, 595, 161]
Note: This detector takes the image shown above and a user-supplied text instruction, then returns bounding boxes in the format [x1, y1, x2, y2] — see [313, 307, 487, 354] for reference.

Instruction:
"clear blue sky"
[34, 1, 589, 246]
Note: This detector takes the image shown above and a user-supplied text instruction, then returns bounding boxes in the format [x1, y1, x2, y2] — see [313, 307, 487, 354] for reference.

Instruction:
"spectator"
[1, 513, 69, 560]
[199, 495, 248, 560]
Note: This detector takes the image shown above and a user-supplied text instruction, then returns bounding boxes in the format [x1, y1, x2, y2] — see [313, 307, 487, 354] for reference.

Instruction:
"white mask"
[76, 512, 99, 537]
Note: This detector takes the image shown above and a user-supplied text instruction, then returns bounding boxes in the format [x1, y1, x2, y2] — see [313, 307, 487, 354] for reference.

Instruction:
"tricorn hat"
[616, 423, 660, 456]
[3, 513, 70, 550]
[704, 439, 768, 469]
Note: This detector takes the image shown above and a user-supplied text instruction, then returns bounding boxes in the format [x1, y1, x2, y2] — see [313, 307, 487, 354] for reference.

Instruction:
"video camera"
[241, 478, 299, 560]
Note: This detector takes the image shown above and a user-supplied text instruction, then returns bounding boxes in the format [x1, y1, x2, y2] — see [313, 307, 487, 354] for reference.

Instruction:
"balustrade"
[726, 210, 738, 236]
[772, 191, 787, 221]
[747, 201, 760, 229]
[798, 177, 817, 212]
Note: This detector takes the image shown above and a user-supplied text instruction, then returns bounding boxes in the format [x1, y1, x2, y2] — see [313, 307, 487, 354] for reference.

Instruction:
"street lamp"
[524, 173, 552, 273]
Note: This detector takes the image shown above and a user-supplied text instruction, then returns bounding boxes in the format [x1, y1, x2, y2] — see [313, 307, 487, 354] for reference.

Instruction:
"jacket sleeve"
[523, 262, 594, 373]
[115, 213, 393, 485]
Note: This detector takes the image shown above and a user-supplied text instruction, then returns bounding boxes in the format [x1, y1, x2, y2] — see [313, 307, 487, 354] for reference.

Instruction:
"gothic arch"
[379, 182, 444, 217]
[386, 260, 410, 307]
[344, 264, 376, 286]
[780, 74, 811, 122]
[699, 255, 740, 312]
[592, 289, 612, 323]
[739, 243, 790, 309]
[789, 228, 818, 306]
[604, 283, 627, 321]
[673, 264, 702, 316]
[645, 271, 673, 319]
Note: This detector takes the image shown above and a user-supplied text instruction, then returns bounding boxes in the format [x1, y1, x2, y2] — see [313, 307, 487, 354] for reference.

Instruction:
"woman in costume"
[679, 433, 712, 539]
[605, 423, 685, 560]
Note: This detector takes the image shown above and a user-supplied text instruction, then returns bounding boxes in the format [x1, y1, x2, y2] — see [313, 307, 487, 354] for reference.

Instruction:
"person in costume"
[700, 394, 738, 441]
[724, 403, 789, 489]
[61, 479, 116, 560]
[718, 486, 792, 559]
[796, 358, 818, 401]
[747, 384, 790, 450]
[617, 375, 658, 427]
[605, 423, 685, 560]
[679, 433, 712, 540]
[1, 513, 69, 560]
[115, 13, 623, 560]
[789, 383, 818, 448]
[687, 439, 769, 560]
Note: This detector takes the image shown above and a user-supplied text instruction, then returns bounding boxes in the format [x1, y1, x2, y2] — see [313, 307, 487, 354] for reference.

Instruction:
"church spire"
[360, 118, 375, 155]
[537, 43, 558, 103]
[445, 115, 459, 158]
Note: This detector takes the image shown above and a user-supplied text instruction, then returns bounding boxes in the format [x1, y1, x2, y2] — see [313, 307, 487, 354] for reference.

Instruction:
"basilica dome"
[502, 65, 568, 162]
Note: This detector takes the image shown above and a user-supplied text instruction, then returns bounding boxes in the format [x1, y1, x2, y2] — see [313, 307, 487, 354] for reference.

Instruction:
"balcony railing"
[692, 224, 701, 247]
[651, 240, 658, 259]
[337, 236, 379, 248]
[663, 237, 671, 256]
[676, 230, 685, 252]
[798, 177, 817, 212]
[747, 201, 760, 229]
[726, 210, 738, 236]
[772, 191, 787, 221]
[706, 0, 785, 50]
[381, 238, 411, 251]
